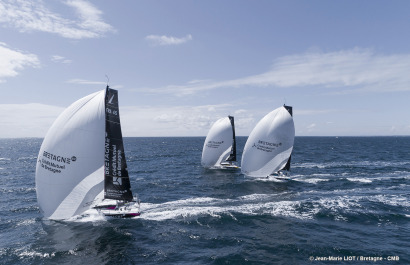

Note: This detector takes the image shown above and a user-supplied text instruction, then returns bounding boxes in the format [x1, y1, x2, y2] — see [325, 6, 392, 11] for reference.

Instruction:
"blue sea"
[0, 137, 409, 264]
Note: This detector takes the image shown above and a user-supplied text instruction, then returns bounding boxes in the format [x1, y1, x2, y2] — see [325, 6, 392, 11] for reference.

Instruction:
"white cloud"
[306, 123, 317, 134]
[67, 79, 106, 85]
[307, 123, 316, 129]
[67, 78, 124, 90]
[145, 34, 193, 46]
[0, 102, 257, 137]
[0, 0, 114, 39]
[51, 55, 72, 64]
[139, 48, 410, 95]
[65, 0, 112, 34]
[295, 109, 337, 116]
[0, 103, 63, 138]
[120, 104, 255, 137]
[0, 43, 40, 82]
[2, 102, 407, 138]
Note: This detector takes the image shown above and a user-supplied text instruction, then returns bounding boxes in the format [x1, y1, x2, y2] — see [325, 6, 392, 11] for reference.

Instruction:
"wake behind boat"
[201, 116, 238, 169]
[35, 86, 140, 220]
[241, 105, 295, 179]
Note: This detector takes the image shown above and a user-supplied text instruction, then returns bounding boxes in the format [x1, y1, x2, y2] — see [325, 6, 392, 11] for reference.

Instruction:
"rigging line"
[105, 74, 110, 87]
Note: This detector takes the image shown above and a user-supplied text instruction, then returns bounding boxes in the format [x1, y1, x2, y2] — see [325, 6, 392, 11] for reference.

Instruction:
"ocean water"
[0, 136, 409, 264]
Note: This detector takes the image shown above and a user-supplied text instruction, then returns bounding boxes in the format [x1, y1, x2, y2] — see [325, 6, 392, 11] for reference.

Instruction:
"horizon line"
[1, 135, 409, 140]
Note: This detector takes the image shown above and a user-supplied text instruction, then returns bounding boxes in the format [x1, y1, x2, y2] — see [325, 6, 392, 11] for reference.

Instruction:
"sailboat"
[35, 86, 140, 220]
[241, 105, 294, 179]
[201, 116, 238, 168]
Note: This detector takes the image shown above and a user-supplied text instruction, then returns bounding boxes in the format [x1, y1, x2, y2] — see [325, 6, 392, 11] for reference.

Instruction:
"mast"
[104, 86, 133, 202]
[225, 115, 236, 162]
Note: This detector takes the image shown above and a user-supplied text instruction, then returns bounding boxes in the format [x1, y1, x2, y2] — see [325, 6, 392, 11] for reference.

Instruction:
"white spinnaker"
[35, 90, 105, 220]
[201, 117, 233, 168]
[241, 106, 295, 177]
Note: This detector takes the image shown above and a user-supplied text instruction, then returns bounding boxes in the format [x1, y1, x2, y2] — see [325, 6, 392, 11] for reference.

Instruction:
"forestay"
[241, 106, 295, 177]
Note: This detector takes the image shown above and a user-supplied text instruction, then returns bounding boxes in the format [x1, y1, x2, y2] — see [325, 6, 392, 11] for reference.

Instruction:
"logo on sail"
[105, 137, 123, 186]
[113, 177, 123, 186]
[108, 94, 115, 104]
[206, 140, 224, 148]
[252, 140, 282, 153]
[38, 151, 76, 174]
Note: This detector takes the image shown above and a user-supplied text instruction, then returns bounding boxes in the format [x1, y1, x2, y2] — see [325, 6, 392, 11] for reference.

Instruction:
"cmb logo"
[108, 94, 115, 104]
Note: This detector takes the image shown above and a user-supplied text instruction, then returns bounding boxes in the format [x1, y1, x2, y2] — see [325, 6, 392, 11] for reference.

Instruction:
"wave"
[15, 218, 36, 227]
[69, 211, 107, 222]
[293, 174, 331, 183]
[292, 172, 410, 184]
[16, 249, 56, 259]
[44, 189, 410, 228]
[138, 197, 310, 221]
[346, 178, 373, 183]
[294, 160, 410, 169]
[293, 162, 327, 169]
[346, 174, 410, 183]
[72, 194, 312, 222]
[0, 187, 36, 194]
[369, 194, 410, 207]
[126, 193, 409, 222]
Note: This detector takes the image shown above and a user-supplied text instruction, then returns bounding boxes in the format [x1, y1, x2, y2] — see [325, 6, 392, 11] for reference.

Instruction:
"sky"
[1, 0, 410, 138]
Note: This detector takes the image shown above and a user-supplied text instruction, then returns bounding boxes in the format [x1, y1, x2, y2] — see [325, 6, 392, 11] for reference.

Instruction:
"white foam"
[317, 196, 361, 210]
[294, 177, 330, 184]
[15, 218, 36, 227]
[369, 195, 410, 207]
[138, 195, 318, 221]
[16, 248, 56, 259]
[59, 191, 409, 223]
[17, 156, 37, 161]
[347, 178, 373, 183]
[294, 160, 410, 169]
[139, 193, 400, 221]
[293, 163, 326, 169]
[68, 209, 107, 222]
[239, 193, 286, 201]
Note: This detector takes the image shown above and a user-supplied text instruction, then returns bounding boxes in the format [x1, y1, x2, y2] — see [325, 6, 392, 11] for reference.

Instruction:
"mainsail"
[241, 106, 295, 177]
[226, 116, 237, 162]
[104, 87, 133, 201]
[201, 116, 237, 168]
[35, 86, 134, 220]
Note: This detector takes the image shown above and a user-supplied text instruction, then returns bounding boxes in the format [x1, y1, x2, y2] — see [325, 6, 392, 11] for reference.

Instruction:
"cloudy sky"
[1, 0, 410, 137]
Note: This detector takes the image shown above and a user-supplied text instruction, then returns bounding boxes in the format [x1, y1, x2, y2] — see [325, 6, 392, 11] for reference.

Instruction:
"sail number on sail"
[106, 107, 118, 116]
